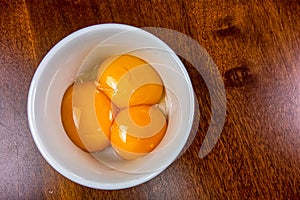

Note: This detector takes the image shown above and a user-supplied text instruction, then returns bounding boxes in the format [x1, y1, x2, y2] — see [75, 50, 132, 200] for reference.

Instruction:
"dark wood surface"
[1, 0, 299, 199]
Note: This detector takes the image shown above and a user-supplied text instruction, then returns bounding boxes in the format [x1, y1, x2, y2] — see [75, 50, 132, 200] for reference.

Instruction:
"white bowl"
[27, 23, 195, 190]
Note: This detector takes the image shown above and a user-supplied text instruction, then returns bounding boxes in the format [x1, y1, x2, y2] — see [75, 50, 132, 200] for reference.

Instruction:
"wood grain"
[0, 0, 299, 199]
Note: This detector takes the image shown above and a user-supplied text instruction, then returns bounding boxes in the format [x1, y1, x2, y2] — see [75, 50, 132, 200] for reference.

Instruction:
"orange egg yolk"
[97, 54, 164, 109]
[110, 105, 167, 160]
[61, 82, 116, 152]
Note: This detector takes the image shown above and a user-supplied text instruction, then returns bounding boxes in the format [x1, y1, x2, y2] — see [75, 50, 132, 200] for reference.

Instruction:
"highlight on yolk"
[110, 105, 167, 160]
[97, 54, 164, 109]
[61, 81, 116, 152]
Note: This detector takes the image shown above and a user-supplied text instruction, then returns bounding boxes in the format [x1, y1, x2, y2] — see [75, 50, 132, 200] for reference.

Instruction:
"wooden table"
[1, 0, 299, 199]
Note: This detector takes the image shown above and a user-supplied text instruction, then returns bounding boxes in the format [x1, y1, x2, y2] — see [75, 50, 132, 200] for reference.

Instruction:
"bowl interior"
[27, 24, 194, 189]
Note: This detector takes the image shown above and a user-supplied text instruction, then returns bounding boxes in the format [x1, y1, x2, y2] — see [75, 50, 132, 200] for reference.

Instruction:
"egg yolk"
[110, 105, 167, 160]
[97, 54, 164, 109]
[61, 81, 116, 152]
